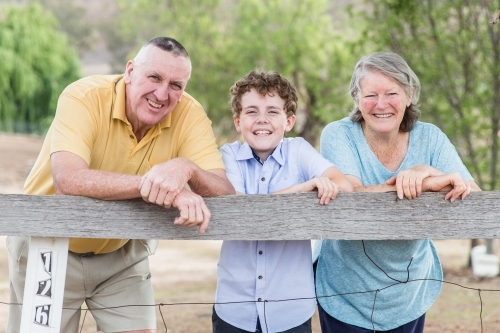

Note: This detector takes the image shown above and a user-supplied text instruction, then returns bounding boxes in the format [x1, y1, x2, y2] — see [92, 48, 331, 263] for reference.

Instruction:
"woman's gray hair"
[349, 52, 421, 132]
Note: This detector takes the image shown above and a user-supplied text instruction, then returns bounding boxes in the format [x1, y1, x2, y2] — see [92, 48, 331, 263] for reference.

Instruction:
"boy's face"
[234, 89, 296, 162]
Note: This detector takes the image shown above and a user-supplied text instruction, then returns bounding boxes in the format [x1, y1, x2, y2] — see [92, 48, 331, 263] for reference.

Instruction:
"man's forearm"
[187, 167, 235, 197]
[54, 169, 142, 200]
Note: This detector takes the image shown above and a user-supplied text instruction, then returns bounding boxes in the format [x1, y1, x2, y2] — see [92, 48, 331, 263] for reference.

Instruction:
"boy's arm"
[322, 166, 354, 192]
[273, 166, 353, 205]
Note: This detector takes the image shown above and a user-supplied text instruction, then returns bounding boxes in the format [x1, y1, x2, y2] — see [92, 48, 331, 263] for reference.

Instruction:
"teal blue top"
[314, 118, 474, 330]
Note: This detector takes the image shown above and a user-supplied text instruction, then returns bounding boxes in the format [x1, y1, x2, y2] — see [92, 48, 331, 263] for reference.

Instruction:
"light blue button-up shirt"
[215, 137, 334, 333]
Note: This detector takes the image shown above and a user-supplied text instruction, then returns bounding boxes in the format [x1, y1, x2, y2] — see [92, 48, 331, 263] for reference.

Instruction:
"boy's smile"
[234, 89, 296, 162]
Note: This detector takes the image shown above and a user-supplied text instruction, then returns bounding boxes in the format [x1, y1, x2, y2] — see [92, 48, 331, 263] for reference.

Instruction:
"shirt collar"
[235, 140, 286, 166]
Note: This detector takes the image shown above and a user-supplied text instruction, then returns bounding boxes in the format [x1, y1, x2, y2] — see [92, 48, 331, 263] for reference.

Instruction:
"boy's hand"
[304, 177, 339, 205]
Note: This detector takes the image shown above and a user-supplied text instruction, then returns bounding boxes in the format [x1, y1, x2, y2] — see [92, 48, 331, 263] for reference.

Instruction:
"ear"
[124, 60, 134, 84]
[285, 115, 296, 132]
[407, 88, 414, 107]
[233, 116, 241, 133]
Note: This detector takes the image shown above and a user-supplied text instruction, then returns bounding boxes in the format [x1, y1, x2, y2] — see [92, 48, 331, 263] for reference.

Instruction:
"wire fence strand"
[2, 275, 500, 333]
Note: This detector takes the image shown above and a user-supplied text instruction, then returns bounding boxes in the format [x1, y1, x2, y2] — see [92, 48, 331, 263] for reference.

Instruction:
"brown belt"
[68, 251, 96, 257]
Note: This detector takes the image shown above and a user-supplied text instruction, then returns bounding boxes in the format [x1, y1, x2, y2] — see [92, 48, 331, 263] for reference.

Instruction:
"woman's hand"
[386, 165, 444, 199]
[422, 172, 471, 202]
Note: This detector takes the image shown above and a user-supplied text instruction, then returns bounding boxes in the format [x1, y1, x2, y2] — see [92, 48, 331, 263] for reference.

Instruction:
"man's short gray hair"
[143, 37, 189, 58]
[349, 52, 421, 132]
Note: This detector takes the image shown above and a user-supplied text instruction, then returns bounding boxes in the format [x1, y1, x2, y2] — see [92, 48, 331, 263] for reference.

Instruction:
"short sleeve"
[50, 91, 99, 164]
[176, 99, 225, 171]
[320, 121, 362, 179]
[294, 138, 333, 179]
[428, 125, 474, 180]
[220, 144, 246, 194]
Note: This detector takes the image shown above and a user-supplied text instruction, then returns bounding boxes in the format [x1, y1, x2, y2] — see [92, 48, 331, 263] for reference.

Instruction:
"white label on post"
[20, 237, 69, 333]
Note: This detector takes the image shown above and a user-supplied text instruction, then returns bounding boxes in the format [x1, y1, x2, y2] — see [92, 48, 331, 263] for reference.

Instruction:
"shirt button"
[258, 298, 262, 302]
[129, 135, 134, 139]
[261, 177, 265, 181]
[258, 275, 263, 279]
[258, 250, 263, 255]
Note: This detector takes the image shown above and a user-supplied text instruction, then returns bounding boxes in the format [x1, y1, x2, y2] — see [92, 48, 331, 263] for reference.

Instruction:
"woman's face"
[358, 71, 412, 136]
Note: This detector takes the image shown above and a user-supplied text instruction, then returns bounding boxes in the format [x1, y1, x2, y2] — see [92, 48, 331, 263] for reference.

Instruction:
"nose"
[154, 83, 169, 101]
[256, 113, 269, 123]
[376, 95, 389, 108]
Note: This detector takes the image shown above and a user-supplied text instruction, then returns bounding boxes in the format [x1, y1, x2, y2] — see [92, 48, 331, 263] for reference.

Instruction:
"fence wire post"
[20, 237, 69, 333]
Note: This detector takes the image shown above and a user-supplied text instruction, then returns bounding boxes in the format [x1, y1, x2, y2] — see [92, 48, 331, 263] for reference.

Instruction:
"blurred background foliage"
[0, 2, 81, 133]
[0, 0, 499, 190]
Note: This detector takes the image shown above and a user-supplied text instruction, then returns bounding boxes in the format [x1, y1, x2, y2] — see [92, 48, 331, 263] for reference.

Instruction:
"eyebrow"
[171, 80, 185, 87]
[243, 105, 283, 110]
[147, 70, 186, 86]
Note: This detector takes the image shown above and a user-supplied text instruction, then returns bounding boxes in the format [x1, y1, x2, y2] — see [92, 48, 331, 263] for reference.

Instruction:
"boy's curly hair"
[229, 70, 298, 117]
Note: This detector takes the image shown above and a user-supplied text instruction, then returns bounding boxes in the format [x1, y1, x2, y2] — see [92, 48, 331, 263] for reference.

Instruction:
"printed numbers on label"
[41, 251, 52, 275]
[33, 305, 51, 326]
[36, 279, 52, 298]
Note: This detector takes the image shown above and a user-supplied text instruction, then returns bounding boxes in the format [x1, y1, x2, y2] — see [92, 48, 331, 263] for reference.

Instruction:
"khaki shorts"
[7, 236, 158, 333]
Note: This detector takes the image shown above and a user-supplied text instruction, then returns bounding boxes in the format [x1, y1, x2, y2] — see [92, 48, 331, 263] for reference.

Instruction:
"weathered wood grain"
[0, 192, 499, 240]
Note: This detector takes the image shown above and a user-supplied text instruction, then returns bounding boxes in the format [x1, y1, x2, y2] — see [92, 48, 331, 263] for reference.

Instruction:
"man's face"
[124, 45, 191, 136]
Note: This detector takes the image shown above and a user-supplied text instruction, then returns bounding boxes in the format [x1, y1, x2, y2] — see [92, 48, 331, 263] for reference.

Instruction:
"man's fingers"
[147, 183, 161, 203]
[171, 190, 211, 234]
[198, 203, 211, 234]
[140, 178, 153, 201]
[155, 189, 167, 206]
[163, 190, 179, 208]
[174, 204, 189, 225]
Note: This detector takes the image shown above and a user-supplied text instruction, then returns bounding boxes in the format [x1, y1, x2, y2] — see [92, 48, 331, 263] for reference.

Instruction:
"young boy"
[213, 70, 353, 333]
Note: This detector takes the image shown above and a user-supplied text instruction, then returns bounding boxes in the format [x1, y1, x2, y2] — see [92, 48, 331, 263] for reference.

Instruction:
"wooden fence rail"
[1, 191, 500, 332]
[1, 191, 500, 240]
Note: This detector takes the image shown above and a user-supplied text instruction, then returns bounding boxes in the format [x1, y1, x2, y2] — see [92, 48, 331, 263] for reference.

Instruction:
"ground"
[0, 133, 499, 332]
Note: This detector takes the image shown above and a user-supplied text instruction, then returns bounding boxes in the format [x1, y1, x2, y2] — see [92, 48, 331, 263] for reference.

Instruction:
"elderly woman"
[314, 52, 481, 333]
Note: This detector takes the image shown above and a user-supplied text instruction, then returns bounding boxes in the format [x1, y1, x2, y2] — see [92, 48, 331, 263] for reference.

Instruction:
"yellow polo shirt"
[24, 75, 224, 254]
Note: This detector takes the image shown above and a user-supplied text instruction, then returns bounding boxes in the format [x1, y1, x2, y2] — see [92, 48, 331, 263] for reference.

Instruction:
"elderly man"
[7, 37, 234, 333]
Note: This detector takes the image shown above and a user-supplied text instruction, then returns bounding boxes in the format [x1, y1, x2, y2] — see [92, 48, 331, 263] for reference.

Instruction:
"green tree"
[106, 0, 357, 144]
[30, 0, 95, 56]
[359, 0, 500, 191]
[0, 2, 81, 133]
[223, 0, 355, 143]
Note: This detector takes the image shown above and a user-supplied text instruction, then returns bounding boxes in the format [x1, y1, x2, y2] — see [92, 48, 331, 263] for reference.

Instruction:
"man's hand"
[172, 188, 211, 233]
[140, 158, 194, 207]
